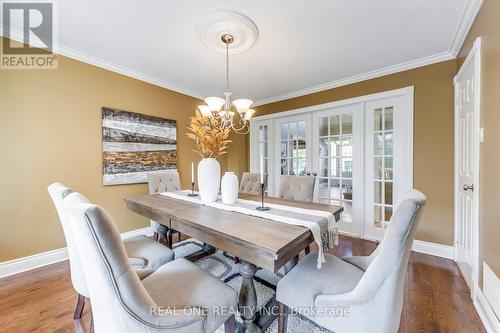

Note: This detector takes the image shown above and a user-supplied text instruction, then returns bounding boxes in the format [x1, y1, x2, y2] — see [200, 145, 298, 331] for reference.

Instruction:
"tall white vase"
[221, 172, 239, 204]
[197, 158, 220, 203]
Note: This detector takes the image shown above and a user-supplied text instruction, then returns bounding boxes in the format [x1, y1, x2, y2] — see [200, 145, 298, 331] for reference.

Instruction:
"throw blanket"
[159, 190, 339, 269]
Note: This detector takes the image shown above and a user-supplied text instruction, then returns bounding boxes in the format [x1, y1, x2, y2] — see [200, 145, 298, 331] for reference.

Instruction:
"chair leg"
[305, 245, 310, 255]
[73, 293, 85, 320]
[224, 314, 235, 333]
[278, 302, 289, 333]
[153, 231, 159, 242]
[178, 232, 182, 243]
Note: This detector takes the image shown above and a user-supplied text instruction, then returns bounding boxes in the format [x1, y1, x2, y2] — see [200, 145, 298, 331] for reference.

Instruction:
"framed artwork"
[102, 107, 177, 185]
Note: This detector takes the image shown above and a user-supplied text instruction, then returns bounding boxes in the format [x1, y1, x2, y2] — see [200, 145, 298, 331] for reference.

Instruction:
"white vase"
[197, 158, 221, 203]
[221, 172, 239, 204]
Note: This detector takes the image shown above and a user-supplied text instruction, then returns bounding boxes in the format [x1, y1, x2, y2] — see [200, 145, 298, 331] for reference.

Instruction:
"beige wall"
[458, 0, 500, 277]
[0, 38, 202, 262]
[236, 60, 458, 246]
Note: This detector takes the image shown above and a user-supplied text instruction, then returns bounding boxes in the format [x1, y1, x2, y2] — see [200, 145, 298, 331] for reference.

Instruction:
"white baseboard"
[474, 283, 500, 333]
[0, 227, 153, 279]
[338, 231, 454, 260]
[411, 240, 454, 259]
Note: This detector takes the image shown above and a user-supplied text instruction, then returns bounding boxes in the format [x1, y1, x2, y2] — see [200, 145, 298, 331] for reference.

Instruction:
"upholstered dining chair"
[48, 183, 175, 321]
[278, 175, 315, 202]
[239, 172, 268, 195]
[276, 190, 426, 333]
[148, 172, 182, 247]
[278, 175, 316, 254]
[62, 193, 237, 333]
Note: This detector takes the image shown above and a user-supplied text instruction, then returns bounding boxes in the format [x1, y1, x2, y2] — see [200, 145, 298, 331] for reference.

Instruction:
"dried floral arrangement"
[187, 111, 232, 158]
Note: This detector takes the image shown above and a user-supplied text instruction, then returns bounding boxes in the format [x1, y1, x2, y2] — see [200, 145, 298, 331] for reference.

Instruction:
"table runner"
[159, 190, 339, 269]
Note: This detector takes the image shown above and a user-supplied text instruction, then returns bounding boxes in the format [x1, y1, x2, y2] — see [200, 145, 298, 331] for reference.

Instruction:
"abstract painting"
[102, 107, 177, 185]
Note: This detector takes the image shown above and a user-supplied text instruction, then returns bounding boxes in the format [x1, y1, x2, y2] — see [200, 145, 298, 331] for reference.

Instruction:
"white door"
[454, 38, 481, 289]
[274, 114, 312, 194]
[312, 103, 363, 235]
[364, 96, 412, 241]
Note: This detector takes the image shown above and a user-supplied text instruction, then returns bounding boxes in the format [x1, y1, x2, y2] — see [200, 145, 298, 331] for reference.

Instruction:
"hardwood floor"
[0, 236, 485, 333]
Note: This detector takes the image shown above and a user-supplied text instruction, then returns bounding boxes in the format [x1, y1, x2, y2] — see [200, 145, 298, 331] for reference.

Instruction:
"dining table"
[124, 192, 343, 332]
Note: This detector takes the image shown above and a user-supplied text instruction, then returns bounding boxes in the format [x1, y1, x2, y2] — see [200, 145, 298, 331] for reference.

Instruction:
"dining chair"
[278, 175, 316, 254]
[48, 183, 174, 320]
[278, 175, 315, 202]
[239, 172, 267, 195]
[62, 193, 238, 333]
[276, 190, 426, 333]
[148, 172, 183, 247]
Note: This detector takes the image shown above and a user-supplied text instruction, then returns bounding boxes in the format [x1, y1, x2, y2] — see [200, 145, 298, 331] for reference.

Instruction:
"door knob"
[463, 184, 474, 192]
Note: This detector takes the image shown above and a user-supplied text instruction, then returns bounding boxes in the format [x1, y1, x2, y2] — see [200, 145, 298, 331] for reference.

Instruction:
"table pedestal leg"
[237, 260, 260, 333]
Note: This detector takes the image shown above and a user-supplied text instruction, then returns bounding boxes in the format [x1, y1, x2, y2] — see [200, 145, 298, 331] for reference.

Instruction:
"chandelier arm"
[230, 122, 250, 134]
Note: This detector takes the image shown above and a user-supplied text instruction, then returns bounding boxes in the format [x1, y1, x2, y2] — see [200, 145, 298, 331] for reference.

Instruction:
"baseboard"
[474, 283, 500, 333]
[0, 226, 153, 279]
[411, 240, 454, 260]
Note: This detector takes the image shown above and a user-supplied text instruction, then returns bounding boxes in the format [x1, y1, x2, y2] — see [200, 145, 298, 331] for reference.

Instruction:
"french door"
[273, 114, 312, 193]
[364, 97, 412, 240]
[312, 104, 363, 235]
[250, 87, 413, 240]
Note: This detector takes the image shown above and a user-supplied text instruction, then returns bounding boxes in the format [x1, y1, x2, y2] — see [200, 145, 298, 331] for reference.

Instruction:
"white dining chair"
[62, 192, 237, 333]
[148, 172, 183, 247]
[278, 175, 315, 202]
[276, 190, 426, 333]
[48, 183, 174, 320]
[239, 172, 267, 195]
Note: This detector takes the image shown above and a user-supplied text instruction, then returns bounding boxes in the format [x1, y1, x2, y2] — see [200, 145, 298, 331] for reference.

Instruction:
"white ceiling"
[6, 0, 482, 105]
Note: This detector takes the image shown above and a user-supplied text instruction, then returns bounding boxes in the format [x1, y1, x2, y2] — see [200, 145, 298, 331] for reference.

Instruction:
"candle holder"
[187, 182, 198, 197]
[256, 183, 270, 211]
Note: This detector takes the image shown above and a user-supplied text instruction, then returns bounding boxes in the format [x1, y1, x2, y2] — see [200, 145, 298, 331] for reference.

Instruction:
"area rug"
[173, 239, 333, 333]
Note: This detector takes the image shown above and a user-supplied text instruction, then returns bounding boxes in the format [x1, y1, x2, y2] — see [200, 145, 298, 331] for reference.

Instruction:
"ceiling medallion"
[196, 9, 259, 54]
[195, 10, 258, 135]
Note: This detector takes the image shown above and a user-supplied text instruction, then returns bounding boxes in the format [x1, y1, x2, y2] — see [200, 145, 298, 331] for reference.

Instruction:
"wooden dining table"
[124, 192, 343, 332]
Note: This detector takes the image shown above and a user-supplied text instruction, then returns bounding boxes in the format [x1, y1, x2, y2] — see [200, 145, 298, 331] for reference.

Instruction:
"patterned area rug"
[173, 239, 332, 333]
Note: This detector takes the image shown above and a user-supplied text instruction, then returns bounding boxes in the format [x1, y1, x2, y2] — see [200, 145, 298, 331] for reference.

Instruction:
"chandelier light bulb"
[204, 97, 225, 112]
[244, 109, 255, 121]
[232, 99, 254, 113]
[197, 105, 212, 117]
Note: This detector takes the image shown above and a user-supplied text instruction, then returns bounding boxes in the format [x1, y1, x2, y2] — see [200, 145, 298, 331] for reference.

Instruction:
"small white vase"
[221, 172, 239, 204]
[197, 158, 221, 203]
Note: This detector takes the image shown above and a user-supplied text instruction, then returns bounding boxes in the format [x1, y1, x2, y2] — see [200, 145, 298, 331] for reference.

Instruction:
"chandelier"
[197, 33, 254, 134]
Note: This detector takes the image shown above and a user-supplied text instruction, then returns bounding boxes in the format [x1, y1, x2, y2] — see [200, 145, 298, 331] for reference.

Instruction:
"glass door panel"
[274, 115, 312, 193]
[249, 119, 274, 195]
[313, 103, 363, 235]
[364, 96, 407, 241]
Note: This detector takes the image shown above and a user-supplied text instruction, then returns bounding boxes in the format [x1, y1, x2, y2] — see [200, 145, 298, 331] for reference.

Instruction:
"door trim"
[453, 37, 482, 295]
[251, 86, 415, 122]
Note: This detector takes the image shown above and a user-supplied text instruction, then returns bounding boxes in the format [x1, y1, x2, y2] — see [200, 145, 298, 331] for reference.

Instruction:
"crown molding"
[253, 51, 454, 106]
[1, 28, 205, 100]
[449, 0, 484, 57]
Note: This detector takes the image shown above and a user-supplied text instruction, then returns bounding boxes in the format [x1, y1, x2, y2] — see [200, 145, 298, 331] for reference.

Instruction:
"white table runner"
[159, 190, 339, 269]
